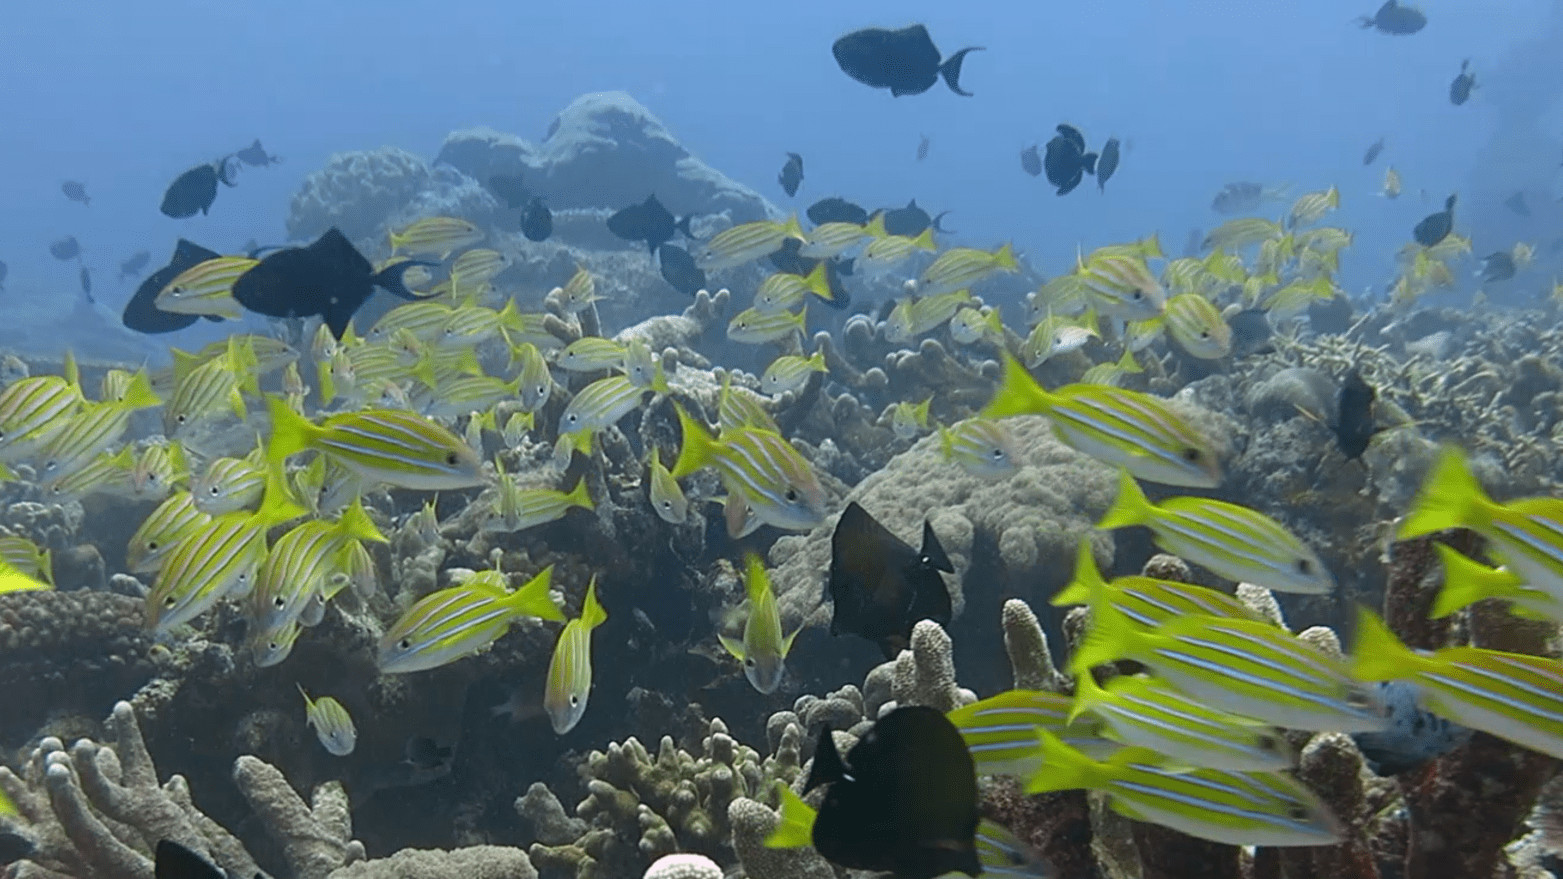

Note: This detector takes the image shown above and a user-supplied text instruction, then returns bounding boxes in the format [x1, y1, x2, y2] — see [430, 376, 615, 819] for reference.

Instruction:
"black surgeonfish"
[1333, 369, 1381, 461]
[160, 157, 237, 219]
[657, 244, 706, 297]
[778, 152, 804, 197]
[807, 196, 869, 227]
[1043, 124, 1097, 196]
[1412, 194, 1456, 247]
[608, 194, 694, 256]
[122, 239, 223, 334]
[231, 228, 433, 340]
[828, 501, 953, 659]
[1477, 250, 1516, 283]
[805, 706, 981, 879]
[521, 196, 553, 242]
[832, 25, 983, 97]
[154, 840, 224, 879]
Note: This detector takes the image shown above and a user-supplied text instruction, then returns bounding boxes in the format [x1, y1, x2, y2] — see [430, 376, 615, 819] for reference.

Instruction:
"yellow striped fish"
[155, 256, 255, 318]
[266, 397, 485, 491]
[1163, 293, 1230, 360]
[717, 555, 799, 695]
[389, 216, 483, 259]
[0, 375, 84, 463]
[0, 558, 51, 595]
[1072, 672, 1295, 771]
[0, 535, 52, 585]
[672, 404, 825, 533]
[695, 215, 806, 271]
[947, 689, 1113, 778]
[558, 371, 667, 435]
[916, 242, 1018, 298]
[379, 566, 563, 674]
[1051, 539, 1262, 628]
[545, 576, 608, 734]
[127, 491, 211, 574]
[298, 685, 357, 756]
[938, 417, 1018, 480]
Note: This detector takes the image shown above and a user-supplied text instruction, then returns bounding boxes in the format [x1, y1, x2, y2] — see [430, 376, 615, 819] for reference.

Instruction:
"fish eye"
[1295, 558, 1313, 575]
[399, 638, 412, 650]
[176, 414, 187, 424]
[785, 488, 798, 502]
[147, 541, 159, 550]
[991, 448, 1004, 459]
[1181, 447, 1201, 462]
[569, 695, 580, 707]
[164, 596, 176, 608]
[274, 597, 286, 609]
[1200, 330, 1210, 339]
[1132, 291, 1143, 300]
[209, 486, 221, 495]
[1287, 805, 1310, 821]
[445, 452, 459, 466]
[744, 657, 755, 668]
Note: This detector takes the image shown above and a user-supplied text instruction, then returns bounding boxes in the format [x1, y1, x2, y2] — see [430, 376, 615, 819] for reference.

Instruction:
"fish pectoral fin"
[717, 633, 746, 661]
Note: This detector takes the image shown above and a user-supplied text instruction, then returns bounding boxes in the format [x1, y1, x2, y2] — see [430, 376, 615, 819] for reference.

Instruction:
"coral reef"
[286, 148, 436, 243]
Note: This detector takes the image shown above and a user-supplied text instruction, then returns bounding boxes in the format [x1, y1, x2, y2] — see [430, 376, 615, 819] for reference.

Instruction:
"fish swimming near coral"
[832, 24, 983, 97]
[828, 501, 953, 659]
[1332, 369, 1381, 461]
[657, 243, 706, 296]
[778, 152, 804, 197]
[805, 705, 981, 879]
[607, 194, 693, 256]
[231, 228, 434, 339]
[521, 196, 553, 242]
[545, 576, 608, 734]
[1412, 194, 1456, 248]
[160, 157, 237, 219]
[122, 239, 225, 334]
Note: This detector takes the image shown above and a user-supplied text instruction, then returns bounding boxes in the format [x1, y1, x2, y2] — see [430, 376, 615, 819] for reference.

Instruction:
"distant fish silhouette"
[778, 152, 804, 198]
[61, 181, 90, 206]
[1097, 137, 1121, 193]
[49, 236, 81, 262]
[231, 228, 433, 339]
[808, 196, 869, 227]
[657, 244, 706, 296]
[235, 138, 282, 167]
[832, 25, 983, 97]
[1358, 0, 1426, 35]
[1363, 137, 1385, 165]
[160, 157, 237, 219]
[916, 134, 930, 162]
[122, 239, 223, 334]
[608, 194, 693, 256]
[1019, 145, 1041, 177]
[805, 706, 981, 879]
[828, 501, 953, 659]
[0, 261, 8, 292]
[1504, 191, 1530, 217]
[79, 266, 93, 303]
[878, 199, 951, 236]
[1043, 124, 1097, 196]
[521, 196, 553, 242]
[119, 250, 152, 282]
[1449, 59, 1475, 106]
[1412, 194, 1456, 247]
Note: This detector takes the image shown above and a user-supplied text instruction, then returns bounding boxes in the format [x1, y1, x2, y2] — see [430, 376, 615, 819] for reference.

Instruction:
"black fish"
[807, 196, 869, 227]
[0, 828, 35, 864]
[657, 244, 706, 297]
[1412, 194, 1456, 247]
[1363, 137, 1385, 165]
[878, 199, 952, 236]
[521, 196, 553, 242]
[1097, 137, 1121, 193]
[1504, 191, 1530, 216]
[1449, 59, 1475, 106]
[1333, 370, 1380, 461]
[119, 250, 151, 281]
[160, 158, 236, 219]
[235, 138, 281, 167]
[1211, 181, 1268, 214]
[61, 181, 90, 205]
[1477, 251, 1516, 283]
[49, 236, 81, 261]
[778, 152, 804, 198]
[1019, 145, 1041, 177]
[828, 501, 953, 659]
[1358, 0, 1426, 35]
[155, 840, 223, 879]
[916, 134, 930, 162]
[1043, 124, 1098, 196]
[832, 24, 983, 97]
[231, 228, 433, 339]
[805, 706, 980, 879]
[487, 174, 530, 209]
[608, 194, 693, 256]
[122, 239, 224, 334]
[79, 266, 93, 303]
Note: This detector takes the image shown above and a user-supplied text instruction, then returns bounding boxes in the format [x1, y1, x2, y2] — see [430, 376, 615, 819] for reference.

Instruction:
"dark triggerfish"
[805, 706, 981, 879]
[1412, 194, 1456, 248]
[160, 157, 237, 219]
[231, 228, 433, 339]
[1333, 369, 1381, 461]
[122, 239, 223, 334]
[828, 501, 953, 659]
[832, 25, 983, 97]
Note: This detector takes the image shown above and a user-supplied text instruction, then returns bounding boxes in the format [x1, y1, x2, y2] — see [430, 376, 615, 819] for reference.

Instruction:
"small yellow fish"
[389, 217, 483, 259]
[298, 685, 357, 756]
[695, 216, 806, 271]
[557, 265, 601, 313]
[545, 577, 608, 734]
[759, 351, 827, 397]
[717, 555, 798, 694]
[647, 447, 688, 525]
[0, 558, 51, 595]
[1380, 166, 1402, 199]
[888, 397, 933, 440]
[938, 417, 1019, 479]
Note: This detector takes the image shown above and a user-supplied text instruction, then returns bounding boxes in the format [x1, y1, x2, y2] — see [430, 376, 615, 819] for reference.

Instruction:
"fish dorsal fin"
[804, 725, 847, 793]
[919, 520, 953, 573]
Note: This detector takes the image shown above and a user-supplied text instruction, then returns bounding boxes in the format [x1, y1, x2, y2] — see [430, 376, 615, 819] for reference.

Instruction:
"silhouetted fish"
[231, 228, 433, 339]
[879, 199, 952, 236]
[1477, 251, 1516, 283]
[658, 244, 706, 297]
[832, 25, 983, 97]
[828, 501, 953, 659]
[805, 706, 981, 879]
[235, 138, 281, 167]
[154, 840, 223, 879]
[1363, 137, 1385, 165]
[1097, 137, 1121, 193]
[61, 181, 90, 206]
[808, 197, 869, 227]
[778, 152, 804, 198]
[916, 134, 930, 162]
[160, 158, 236, 219]
[1412, 194, 1456, 247]
[1449, 59, 1475, 106]
[487, 174, 530, 209]
[1358, 0, 1426, 35]
[1333, 370, 1380, 461]
[119, 250, 152, 281]
[609, 194, 693, 256]
[123, 239, 224, 334]
[49, 237, 81, 262]
[1019, 145, 1041, 177]
[0, 828, 34, 865]
[79, 266, 93, 303]
[1504, 191, 1530, 217]
[521, 197, 553, 242]
[0, 261, 8, 292]
[1043, 124, 1097, 196]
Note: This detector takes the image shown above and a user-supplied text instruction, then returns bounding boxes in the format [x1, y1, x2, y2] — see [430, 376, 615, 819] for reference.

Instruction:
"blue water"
[3, 0, 1560, 329]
